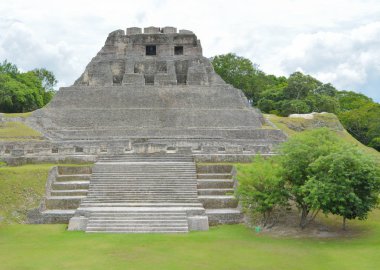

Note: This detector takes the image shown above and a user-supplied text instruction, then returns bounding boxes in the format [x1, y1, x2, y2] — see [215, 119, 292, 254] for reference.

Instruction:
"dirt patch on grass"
[246, 208, 365, 239]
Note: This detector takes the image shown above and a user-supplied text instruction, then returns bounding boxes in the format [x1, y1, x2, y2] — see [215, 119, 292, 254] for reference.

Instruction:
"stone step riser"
[56, 175, 91, 181]
[88, 217, 187, 220]
[206, 211, 244, 226]
[86, 229, 188, 233]
[45, 199, 82, 210]
[197, 189, 234, 195]
[87, 224, 188, 228]
[198, 197, 238, 209]
[51, 191, 88, 196]
[197, 181, 234, 189]
[197, 174, 232, 179]
[52, 183, 89, 190]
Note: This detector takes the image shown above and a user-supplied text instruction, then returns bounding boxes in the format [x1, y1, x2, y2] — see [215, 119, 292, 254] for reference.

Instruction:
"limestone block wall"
[74, 27, 215, 87]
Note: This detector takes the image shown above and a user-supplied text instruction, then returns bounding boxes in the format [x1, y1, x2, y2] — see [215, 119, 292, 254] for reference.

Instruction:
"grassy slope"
[0, 164, 52, 223]
[2, 112, 32, 118]
[0, 164, 92, 224]
[0, 122, 43, 141]
[266, 113, 380, 163]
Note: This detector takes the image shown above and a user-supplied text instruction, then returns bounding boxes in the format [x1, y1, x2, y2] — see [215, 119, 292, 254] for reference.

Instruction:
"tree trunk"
[299, 206, 309, 229]
[342, 217, 346, 231]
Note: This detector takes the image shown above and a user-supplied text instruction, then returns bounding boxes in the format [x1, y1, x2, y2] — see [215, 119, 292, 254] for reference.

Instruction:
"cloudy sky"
[1, 0, 379, 101]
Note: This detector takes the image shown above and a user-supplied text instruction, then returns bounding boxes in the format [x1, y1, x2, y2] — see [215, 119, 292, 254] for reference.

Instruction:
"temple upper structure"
[15, 26, 287, 160]
[74, 26, 224, 87]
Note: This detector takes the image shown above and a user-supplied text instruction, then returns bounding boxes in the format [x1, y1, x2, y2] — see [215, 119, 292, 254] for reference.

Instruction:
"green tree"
[283, 72, 322, 100]
[337, 90, 373, 112]
[279, 128, 344, 228]
[211, 53, 272, 104]
[338, 102, 380, 149]
[279, 99, 310, 116]
[306, 147, 380, 229]
[236, 156, 288, 227]
[0, 60, 56, 113]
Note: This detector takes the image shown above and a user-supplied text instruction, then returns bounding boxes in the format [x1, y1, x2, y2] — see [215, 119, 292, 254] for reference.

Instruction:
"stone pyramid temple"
[14, 26, 286, 232]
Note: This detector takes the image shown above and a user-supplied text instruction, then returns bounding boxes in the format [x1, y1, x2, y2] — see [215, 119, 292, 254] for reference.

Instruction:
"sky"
[0, 0, 379, 102]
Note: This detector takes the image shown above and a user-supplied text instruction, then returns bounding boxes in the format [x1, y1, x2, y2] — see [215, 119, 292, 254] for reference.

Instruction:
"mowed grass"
[0, 165, 379, 270]
[0, 122, 43, 141]
[0, 211, 380, 270]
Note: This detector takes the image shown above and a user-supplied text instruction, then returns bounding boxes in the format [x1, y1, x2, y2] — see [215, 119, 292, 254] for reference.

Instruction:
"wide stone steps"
[72, 155, 206, 233]
[98, 156, 193, 163]
[86, 210, 189, 233]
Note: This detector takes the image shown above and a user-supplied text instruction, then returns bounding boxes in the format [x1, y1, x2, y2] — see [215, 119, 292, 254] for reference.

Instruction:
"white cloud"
[269, 22, 380, 100]
[0, 0, 379, 101]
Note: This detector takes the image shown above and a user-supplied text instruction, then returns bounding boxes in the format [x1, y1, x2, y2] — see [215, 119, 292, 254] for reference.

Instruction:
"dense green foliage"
[306, 147, 380, 229]
[279, 128, 380, 228]
[0, 60, 56, 113]
[211, 53, 380, 150]
[237, 129, 380, 229]
[236, 156, 288, 226]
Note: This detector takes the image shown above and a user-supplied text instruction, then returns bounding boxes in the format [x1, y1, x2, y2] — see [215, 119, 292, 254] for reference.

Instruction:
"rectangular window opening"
[75, 147, 84, 153]
[144, 75, 154, 85]
[146, 45, 156, 56]
[174, 46, 183, 55]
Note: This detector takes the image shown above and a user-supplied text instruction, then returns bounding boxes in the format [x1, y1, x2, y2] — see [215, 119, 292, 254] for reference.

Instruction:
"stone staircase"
[70, 154, 208, 233]
[86, 210, 189, 233]
[37, 166, 91, 223]
[196, 164, 243, 225]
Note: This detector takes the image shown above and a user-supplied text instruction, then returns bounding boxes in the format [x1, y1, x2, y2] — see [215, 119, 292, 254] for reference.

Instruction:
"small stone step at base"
[206, 208, 243, 226]
[198, 195, 238, 209]
[40, 209, 76, 223]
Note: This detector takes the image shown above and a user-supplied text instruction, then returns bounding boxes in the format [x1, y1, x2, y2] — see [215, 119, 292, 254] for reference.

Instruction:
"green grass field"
[0, 212, 380, 270]
[0, 163, 379, 270]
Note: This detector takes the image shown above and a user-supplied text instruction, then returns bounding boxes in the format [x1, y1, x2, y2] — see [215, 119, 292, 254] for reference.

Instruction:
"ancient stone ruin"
[3, 26, 287, 233]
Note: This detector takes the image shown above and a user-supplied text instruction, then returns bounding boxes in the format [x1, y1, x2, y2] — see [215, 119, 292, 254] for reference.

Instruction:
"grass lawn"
[0, 164, 379, 270]
[0, 212, 380, 270]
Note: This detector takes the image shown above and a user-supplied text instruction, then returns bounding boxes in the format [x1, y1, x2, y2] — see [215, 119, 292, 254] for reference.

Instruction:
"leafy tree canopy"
[0, 60, 56, 113]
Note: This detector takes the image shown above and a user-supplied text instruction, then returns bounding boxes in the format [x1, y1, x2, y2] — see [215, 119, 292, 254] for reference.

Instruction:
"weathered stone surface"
[1, 26, 288, 161]
[68, 216, 88, 231]
[188, 216, 209, 231]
